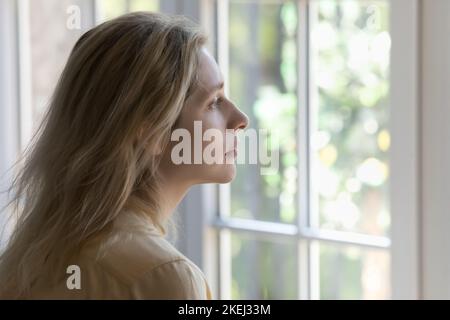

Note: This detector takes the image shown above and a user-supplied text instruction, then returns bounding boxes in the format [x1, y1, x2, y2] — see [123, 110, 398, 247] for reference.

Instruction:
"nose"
[229, 104, 249, 131]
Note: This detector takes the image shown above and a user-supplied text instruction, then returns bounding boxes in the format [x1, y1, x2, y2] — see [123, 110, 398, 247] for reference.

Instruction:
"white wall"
[421, 0, 450, 300]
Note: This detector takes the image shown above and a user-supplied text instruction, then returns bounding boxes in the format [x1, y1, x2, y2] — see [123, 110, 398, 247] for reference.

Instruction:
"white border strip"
[390, 0, 421, 300]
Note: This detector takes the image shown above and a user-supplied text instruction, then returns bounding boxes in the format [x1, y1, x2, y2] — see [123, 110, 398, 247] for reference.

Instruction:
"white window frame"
[389, 0, 420, 299]
[420, 0, 450, 299]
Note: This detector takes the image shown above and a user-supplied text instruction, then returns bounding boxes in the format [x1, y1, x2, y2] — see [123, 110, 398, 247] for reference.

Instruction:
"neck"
[158, 175, 191, 219]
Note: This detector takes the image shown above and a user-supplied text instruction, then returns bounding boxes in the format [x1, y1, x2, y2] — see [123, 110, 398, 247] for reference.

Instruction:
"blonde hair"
[0, 12, 206, 298]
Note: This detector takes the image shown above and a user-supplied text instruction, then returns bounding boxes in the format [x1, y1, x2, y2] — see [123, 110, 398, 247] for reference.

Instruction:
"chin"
[209, 163, 236, 184]
[219, 167, 236, 183]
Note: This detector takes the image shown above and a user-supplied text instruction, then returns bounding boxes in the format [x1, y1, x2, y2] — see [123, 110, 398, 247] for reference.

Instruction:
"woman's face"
[160, 47, 249, 185]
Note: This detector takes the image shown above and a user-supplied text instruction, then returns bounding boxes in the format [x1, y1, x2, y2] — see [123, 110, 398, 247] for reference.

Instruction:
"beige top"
[29, 211, 212, 299]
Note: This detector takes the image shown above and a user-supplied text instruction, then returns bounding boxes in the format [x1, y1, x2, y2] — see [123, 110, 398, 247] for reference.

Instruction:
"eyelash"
[209, 97, 224, 110]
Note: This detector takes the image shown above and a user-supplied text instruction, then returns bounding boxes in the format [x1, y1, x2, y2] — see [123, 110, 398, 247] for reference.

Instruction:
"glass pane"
[129, 0, 160, 12]
[309, 0, 391, 236]
[316, 242, 390, 299]
[230, 232, 297, 299]
[96, 0, 160, 23]
[228, 0, 299, 224]
[96, 0, 128, 22]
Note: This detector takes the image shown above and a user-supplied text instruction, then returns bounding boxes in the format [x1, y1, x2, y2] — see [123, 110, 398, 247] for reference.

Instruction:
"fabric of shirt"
[28, 211, 213, 300]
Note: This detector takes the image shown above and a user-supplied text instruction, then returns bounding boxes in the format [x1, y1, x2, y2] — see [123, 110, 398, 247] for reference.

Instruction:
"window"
[95, 0, 160, 23]
[205, 0, 391, 299]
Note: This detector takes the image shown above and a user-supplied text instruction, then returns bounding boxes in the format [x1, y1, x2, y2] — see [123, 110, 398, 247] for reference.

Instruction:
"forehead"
[195, 48, 223, 96]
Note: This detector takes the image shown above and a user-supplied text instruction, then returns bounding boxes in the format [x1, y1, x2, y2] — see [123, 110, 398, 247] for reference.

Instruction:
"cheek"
[168, 106, 230, 163]
[199, 112, 229, 155]
[179, 108, 227, 137]
[200, 111, 226, 131]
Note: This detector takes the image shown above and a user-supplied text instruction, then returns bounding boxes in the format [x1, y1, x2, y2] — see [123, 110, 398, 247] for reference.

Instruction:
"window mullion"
[211, 217, 390, 249]
[297, 0, 311, 300]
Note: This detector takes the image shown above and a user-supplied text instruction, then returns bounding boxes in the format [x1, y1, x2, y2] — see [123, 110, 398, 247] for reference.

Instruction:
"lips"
[225, 149, 237, 157]
[225, 135, 238, 155]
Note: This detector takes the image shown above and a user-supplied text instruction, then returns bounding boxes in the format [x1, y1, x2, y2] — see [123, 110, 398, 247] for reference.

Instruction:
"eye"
[209, 96, 224, 110]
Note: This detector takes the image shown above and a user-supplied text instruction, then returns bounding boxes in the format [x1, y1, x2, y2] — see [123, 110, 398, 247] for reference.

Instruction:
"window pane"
[96, 0, 128, 22]
[229, 232, 297, 299]
[228, 0, 299, 224]
[309, 0, 391, 236]
[96, 0, 160, 23]
[129, 0, 160, 12]
[316, 242, 390, 299]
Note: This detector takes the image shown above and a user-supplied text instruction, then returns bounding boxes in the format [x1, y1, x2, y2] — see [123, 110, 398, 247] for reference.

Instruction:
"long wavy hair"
[0, 12, 206, 298]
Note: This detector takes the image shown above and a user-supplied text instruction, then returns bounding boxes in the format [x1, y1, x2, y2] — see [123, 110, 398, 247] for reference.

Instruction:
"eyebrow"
[199, 81, 224, 94]
[207, 81, 224, 94]
[214, 81, 224, 90]
[196, 80, 225, 98]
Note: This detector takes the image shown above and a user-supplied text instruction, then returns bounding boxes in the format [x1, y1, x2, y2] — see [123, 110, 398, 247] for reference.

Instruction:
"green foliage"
[229, 0, 390, 299]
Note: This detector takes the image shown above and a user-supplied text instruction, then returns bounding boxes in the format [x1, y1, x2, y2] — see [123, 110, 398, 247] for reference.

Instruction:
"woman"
[0, 12, 248, 299]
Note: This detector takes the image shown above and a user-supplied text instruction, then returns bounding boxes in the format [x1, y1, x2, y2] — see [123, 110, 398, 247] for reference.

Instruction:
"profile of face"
[159, 47, 249, 186]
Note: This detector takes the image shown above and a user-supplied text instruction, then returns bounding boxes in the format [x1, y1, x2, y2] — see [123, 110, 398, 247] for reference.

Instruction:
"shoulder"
[77, 223, 212, 299]
[81, 228, 184, 283]
[128, 258, 212, 299]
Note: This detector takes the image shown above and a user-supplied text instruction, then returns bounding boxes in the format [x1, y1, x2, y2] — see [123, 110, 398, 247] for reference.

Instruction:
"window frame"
[389, 0, 420, 300]
[192, 0, 421, 300]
